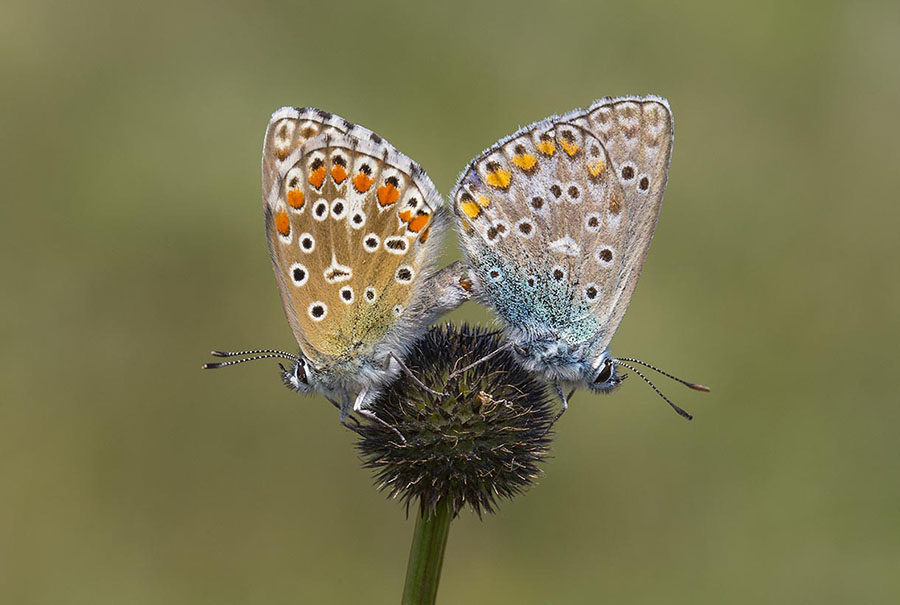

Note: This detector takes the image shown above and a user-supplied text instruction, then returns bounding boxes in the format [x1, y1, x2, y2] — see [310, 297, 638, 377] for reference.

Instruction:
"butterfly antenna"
[209, 348, 300, 360]
[614, 357, 710, 392]
[612, 360, 693, 420]
[203, 349, 299, 370]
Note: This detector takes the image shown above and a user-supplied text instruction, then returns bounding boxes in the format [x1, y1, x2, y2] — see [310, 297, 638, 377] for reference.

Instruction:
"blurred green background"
[3, 0, 899, 603]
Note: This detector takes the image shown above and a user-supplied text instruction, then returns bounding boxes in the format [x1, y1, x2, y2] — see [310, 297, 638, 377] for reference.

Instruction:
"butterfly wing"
[453, 96, 673, 351]
[263, 107, 362, 202]
[573, 97, 674, 349]
[262, 109, 447, 366]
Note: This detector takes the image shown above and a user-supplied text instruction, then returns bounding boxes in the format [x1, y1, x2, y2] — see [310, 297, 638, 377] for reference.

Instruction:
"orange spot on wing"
[588, 159, 606, 178]
[608, 190, 623, 215]
[377, 183, 400, 206]
[308, 166, 326, 189]
[537, 140, 556, 155]
[485, 168, 512, 189]
[560, 139, 579, 156]
[477, 195, 491, 208]
[353, 172, 374, 192]
[407, 214, 429, 232]
[512, 153, 537, 171]
[287, 189, 305, 209]
[274, 210, 291, 236]
[331, 165, 348, 184]
[418, 225, 431, 243]
[398, 209, 413, 222]
[460, 200, 481, 218]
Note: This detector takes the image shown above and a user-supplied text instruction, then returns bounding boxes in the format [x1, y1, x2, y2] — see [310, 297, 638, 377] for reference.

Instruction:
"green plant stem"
[402, 501, 452, 605]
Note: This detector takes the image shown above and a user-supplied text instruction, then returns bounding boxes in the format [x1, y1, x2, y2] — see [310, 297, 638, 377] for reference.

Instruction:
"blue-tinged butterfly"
[205, 108, 470, 437]
[451, 96, 708, 422]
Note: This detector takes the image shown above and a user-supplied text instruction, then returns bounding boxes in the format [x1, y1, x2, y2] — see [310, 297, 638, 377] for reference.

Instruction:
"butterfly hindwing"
[453, 96, 673, 349]
[263, 110, 445, 364]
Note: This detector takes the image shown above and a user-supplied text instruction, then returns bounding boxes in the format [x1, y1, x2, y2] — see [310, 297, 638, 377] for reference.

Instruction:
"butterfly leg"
[333, 396, 362, 433]
[550, 381, 570, 426]
[385, 351, 447, 397]
[447, 341, 513, 379]
[353, 387, 407, 444]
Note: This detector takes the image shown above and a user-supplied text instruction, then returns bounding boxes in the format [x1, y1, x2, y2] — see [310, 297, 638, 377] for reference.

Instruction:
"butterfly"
[205, 108, 470, 436]
[450, 96, 708, 422]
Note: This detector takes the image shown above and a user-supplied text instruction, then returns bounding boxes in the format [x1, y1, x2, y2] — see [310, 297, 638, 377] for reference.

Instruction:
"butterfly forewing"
[263, 112, 443, 364]
[262, 107, 382, 205]
[579, 97, 673, 348]
[453, 96, 672, 349]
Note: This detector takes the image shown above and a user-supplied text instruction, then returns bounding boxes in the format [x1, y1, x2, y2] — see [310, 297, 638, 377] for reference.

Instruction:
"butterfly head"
[279, 357, 317, 394]
[203, 348, 328, 395]
[585, 352, 624, 393]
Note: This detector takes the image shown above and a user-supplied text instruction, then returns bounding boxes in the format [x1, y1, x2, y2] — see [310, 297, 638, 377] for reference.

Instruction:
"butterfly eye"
[294, 360, 309, 385]
[594, 360, 613, 384]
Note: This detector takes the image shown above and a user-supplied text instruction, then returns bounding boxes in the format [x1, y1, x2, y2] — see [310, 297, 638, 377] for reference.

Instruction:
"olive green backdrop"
[3, 0, 898, 603]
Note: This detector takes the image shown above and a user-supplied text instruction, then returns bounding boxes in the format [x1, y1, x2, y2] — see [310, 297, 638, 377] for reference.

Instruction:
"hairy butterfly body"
[452, 95, 707, 420]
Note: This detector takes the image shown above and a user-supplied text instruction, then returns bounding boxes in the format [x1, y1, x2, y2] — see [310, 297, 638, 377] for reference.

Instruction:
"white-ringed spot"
[362, 233, 380, 253]
[383, 236, 409, 255]
[619, 162, 636, 182]
[515, 218, 536, 239]
[551, 265, 567, 282]
[289, 263, 308, 286]
[564, 182, 582, 203]
[339, 286, 354, 304]
[395, 265, 415, 284]
[549, 182, 564, 201]
[299, 232, 315, 253]
[307, 301, 327, 321]
[364, 286, 377, 303]
[312, 199, 329, 221]
[583, 283, 601, 301]
[585, 213, 603, 233]
[392, 304, 403, 317]
[350, 210, 366, 229]
[402, 190, 420, 211]
[595, 246, 616, 267]
[637, 174, 651, 193]
[487, 267, 503, 282]
[330, 198, 348, 220]
[485, 222, 508, 244]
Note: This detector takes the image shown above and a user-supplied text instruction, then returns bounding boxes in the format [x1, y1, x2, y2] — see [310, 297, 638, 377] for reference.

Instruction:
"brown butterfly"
[206, 108, 470, 437]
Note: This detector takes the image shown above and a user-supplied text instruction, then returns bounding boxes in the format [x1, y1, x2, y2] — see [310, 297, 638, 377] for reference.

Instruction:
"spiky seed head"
[357, 324, 554, 516]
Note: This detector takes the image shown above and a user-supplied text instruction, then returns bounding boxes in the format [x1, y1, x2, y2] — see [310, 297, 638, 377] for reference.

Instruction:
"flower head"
[357, 324, 554, 516]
